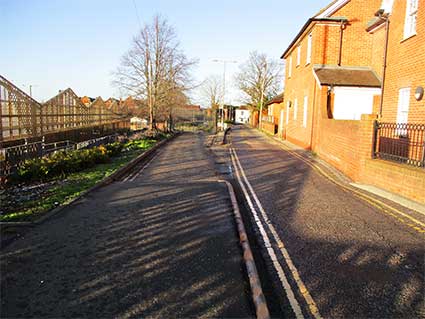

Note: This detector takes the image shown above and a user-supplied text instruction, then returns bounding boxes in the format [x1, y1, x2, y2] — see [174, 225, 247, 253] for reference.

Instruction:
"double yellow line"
[254, 130, 425, 234]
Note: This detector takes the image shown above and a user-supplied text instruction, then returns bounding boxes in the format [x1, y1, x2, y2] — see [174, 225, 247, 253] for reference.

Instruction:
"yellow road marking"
[231, 148, 323, 319]
[243, 128, 425, 234]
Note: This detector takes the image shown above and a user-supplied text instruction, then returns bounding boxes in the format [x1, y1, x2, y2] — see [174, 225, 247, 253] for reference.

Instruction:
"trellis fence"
[0, 75, 129, 146]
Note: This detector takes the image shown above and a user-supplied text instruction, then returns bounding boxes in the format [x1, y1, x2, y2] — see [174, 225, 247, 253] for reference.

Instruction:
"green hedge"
[16, 138, 158, 183]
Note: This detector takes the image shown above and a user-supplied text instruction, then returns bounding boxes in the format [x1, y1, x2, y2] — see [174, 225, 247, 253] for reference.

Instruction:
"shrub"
[105, 142, 124, 157]
[17, 145, 110, 183]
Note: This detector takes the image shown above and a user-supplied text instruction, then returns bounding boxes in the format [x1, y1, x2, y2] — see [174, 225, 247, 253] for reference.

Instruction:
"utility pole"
[22, 84, 38, 98]
[259, 61, 267, 130]
[213, 59, 237, 130]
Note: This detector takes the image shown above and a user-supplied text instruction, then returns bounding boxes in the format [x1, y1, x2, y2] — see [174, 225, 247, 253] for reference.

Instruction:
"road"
[1, 133, 253, 318]
[229, 125, 424, 319]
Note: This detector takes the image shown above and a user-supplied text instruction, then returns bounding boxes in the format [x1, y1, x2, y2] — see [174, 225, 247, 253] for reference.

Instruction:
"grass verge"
[0, 140, 157, 223]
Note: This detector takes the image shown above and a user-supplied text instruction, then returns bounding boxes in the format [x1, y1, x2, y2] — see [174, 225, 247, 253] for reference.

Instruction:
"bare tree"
[113, 15, 195, 130]
[199, 75, 222, 110]
[235, 51, 282, 127]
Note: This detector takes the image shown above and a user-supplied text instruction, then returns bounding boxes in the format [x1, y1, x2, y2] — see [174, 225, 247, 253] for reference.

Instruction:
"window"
[286, 101, 290, 124]
[306, 34, 312, 65]
[296, 46, 301, 66]
[293, 98, 298, 120]
[303, 96, 308, 127]
[268, 104, 273, 116]
[404, 0, 418, 39]
[397, 88, 410, 125]
[288, 56, 292, 78]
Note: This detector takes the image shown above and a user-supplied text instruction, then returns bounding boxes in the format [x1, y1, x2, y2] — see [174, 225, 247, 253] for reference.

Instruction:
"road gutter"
[219, 179, 270, 319]
[251, 127, 425, 233]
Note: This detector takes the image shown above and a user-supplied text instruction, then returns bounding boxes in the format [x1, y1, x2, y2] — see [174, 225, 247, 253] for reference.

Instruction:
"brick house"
[279, 0, 425, 203]
[367, 0, 425, 124]
[281, 0, 382, 149]
[262, 93, 284, 135]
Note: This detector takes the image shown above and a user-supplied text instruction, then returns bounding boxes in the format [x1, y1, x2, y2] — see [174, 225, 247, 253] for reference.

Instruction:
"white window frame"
[396, 88, 410, 135]
[404, 0, 418, 39]
[306, 33, 312, 65]
[286, 101, 290, 124]
[268, 104, 274, 116]
[288, 56, 292, 78]
[303, 96, 308, 127]
[293, 98, 298, 120]
[296, 46, 301, 66]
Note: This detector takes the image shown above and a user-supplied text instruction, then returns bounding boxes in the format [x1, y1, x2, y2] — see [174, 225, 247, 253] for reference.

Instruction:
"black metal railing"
[373, 122, 425, 168]
[0, 134, 119, 178]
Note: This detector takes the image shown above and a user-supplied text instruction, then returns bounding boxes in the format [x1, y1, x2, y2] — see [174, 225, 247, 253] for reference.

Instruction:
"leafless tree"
[235, 51, 282, 127]
[198, 75, 222, 110]
[113, 15, 196, 130]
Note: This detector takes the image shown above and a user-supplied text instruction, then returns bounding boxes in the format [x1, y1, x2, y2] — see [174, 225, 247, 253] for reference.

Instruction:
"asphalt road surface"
[1, 133, 253, 318]
[229, 125, 424, 319]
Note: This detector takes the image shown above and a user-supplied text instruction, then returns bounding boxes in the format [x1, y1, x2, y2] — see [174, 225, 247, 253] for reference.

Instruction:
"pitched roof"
[281, 17, 347, 59]
[314, 0, 339, 17]
[266, 93, 284, 106]
[313, 65, 382, 88]
[281, 0, 350, 59]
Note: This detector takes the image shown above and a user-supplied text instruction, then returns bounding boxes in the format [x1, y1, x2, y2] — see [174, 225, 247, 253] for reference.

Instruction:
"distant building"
[130, 117, 148, 131]
[235, 106, 251, 124]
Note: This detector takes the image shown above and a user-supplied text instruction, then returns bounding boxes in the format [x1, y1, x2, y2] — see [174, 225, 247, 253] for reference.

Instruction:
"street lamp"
[212, 59, 237, 130]
[22, 84, 38, 98]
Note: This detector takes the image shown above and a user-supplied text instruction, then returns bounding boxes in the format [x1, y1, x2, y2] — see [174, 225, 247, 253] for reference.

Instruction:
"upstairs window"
[288, 56, 292, 78]
[303, 96, 308, 127]
[296, 46, 301, 66]
[404, 0, 418, 39]
[306, 33, 312, 65]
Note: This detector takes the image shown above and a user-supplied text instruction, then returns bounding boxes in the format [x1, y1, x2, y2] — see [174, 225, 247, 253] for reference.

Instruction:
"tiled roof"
[313, 65, 381, 88]
[266, 93, 284, 105]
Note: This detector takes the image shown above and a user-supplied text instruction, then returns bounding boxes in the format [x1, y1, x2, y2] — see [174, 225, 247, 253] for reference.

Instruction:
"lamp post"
[22, 84, 38, 98]
[213, 59, 237, 130]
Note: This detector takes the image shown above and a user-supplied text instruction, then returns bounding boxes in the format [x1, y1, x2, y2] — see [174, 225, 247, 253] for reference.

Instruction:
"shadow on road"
[1, 133, 253, 318]
[232, 127, 424, 318]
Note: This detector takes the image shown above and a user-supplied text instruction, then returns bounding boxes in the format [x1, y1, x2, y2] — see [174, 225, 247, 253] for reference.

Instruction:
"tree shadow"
[0, 133, 254, 318]
[232, 128, 425, 318]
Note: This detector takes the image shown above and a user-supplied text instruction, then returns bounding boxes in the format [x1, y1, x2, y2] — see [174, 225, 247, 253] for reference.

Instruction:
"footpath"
[1, 133, 254, 318]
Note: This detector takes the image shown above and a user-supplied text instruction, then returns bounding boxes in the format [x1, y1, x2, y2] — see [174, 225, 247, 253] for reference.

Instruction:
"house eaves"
[281, 17, 348, 59]
[315, 0, 350, 18]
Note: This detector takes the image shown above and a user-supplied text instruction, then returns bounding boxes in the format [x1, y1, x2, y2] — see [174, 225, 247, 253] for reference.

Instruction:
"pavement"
[228, 125, 424, 319]
[0, 132, 254, 318]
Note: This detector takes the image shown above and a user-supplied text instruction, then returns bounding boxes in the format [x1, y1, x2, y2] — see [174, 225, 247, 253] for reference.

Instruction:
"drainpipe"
[379, 15, 390, 118]
[338, 21, 346, 66]
[310, 82, 317, 149]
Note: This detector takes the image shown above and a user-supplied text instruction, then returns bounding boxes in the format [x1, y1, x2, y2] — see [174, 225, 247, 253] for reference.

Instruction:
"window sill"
[305, 62, 311, 66]
[401, 33, 417, 43]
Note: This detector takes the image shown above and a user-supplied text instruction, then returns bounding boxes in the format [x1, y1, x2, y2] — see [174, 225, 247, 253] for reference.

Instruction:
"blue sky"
[0, 0, 330, 104]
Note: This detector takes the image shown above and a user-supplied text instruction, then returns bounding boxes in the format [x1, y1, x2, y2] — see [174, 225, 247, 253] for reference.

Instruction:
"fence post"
[41, 136, 45, 156]
[372, 120, 379, 159]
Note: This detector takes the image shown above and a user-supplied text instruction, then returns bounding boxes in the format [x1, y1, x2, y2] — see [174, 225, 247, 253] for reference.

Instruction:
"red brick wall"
[381, 1, 425, 123]
[262, 122, 277, 135]
[361, 159, 425, 203]
[314, 119, 363, 180]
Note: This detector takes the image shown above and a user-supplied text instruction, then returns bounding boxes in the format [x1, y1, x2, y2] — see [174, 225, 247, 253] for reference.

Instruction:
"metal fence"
[0, 134, 119, 177]
[373, 122, 425, 168]
[0, 75, 129, 144]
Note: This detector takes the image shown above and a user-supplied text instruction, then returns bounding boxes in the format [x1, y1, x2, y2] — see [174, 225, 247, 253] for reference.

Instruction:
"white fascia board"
[316, 0, 350, 18]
